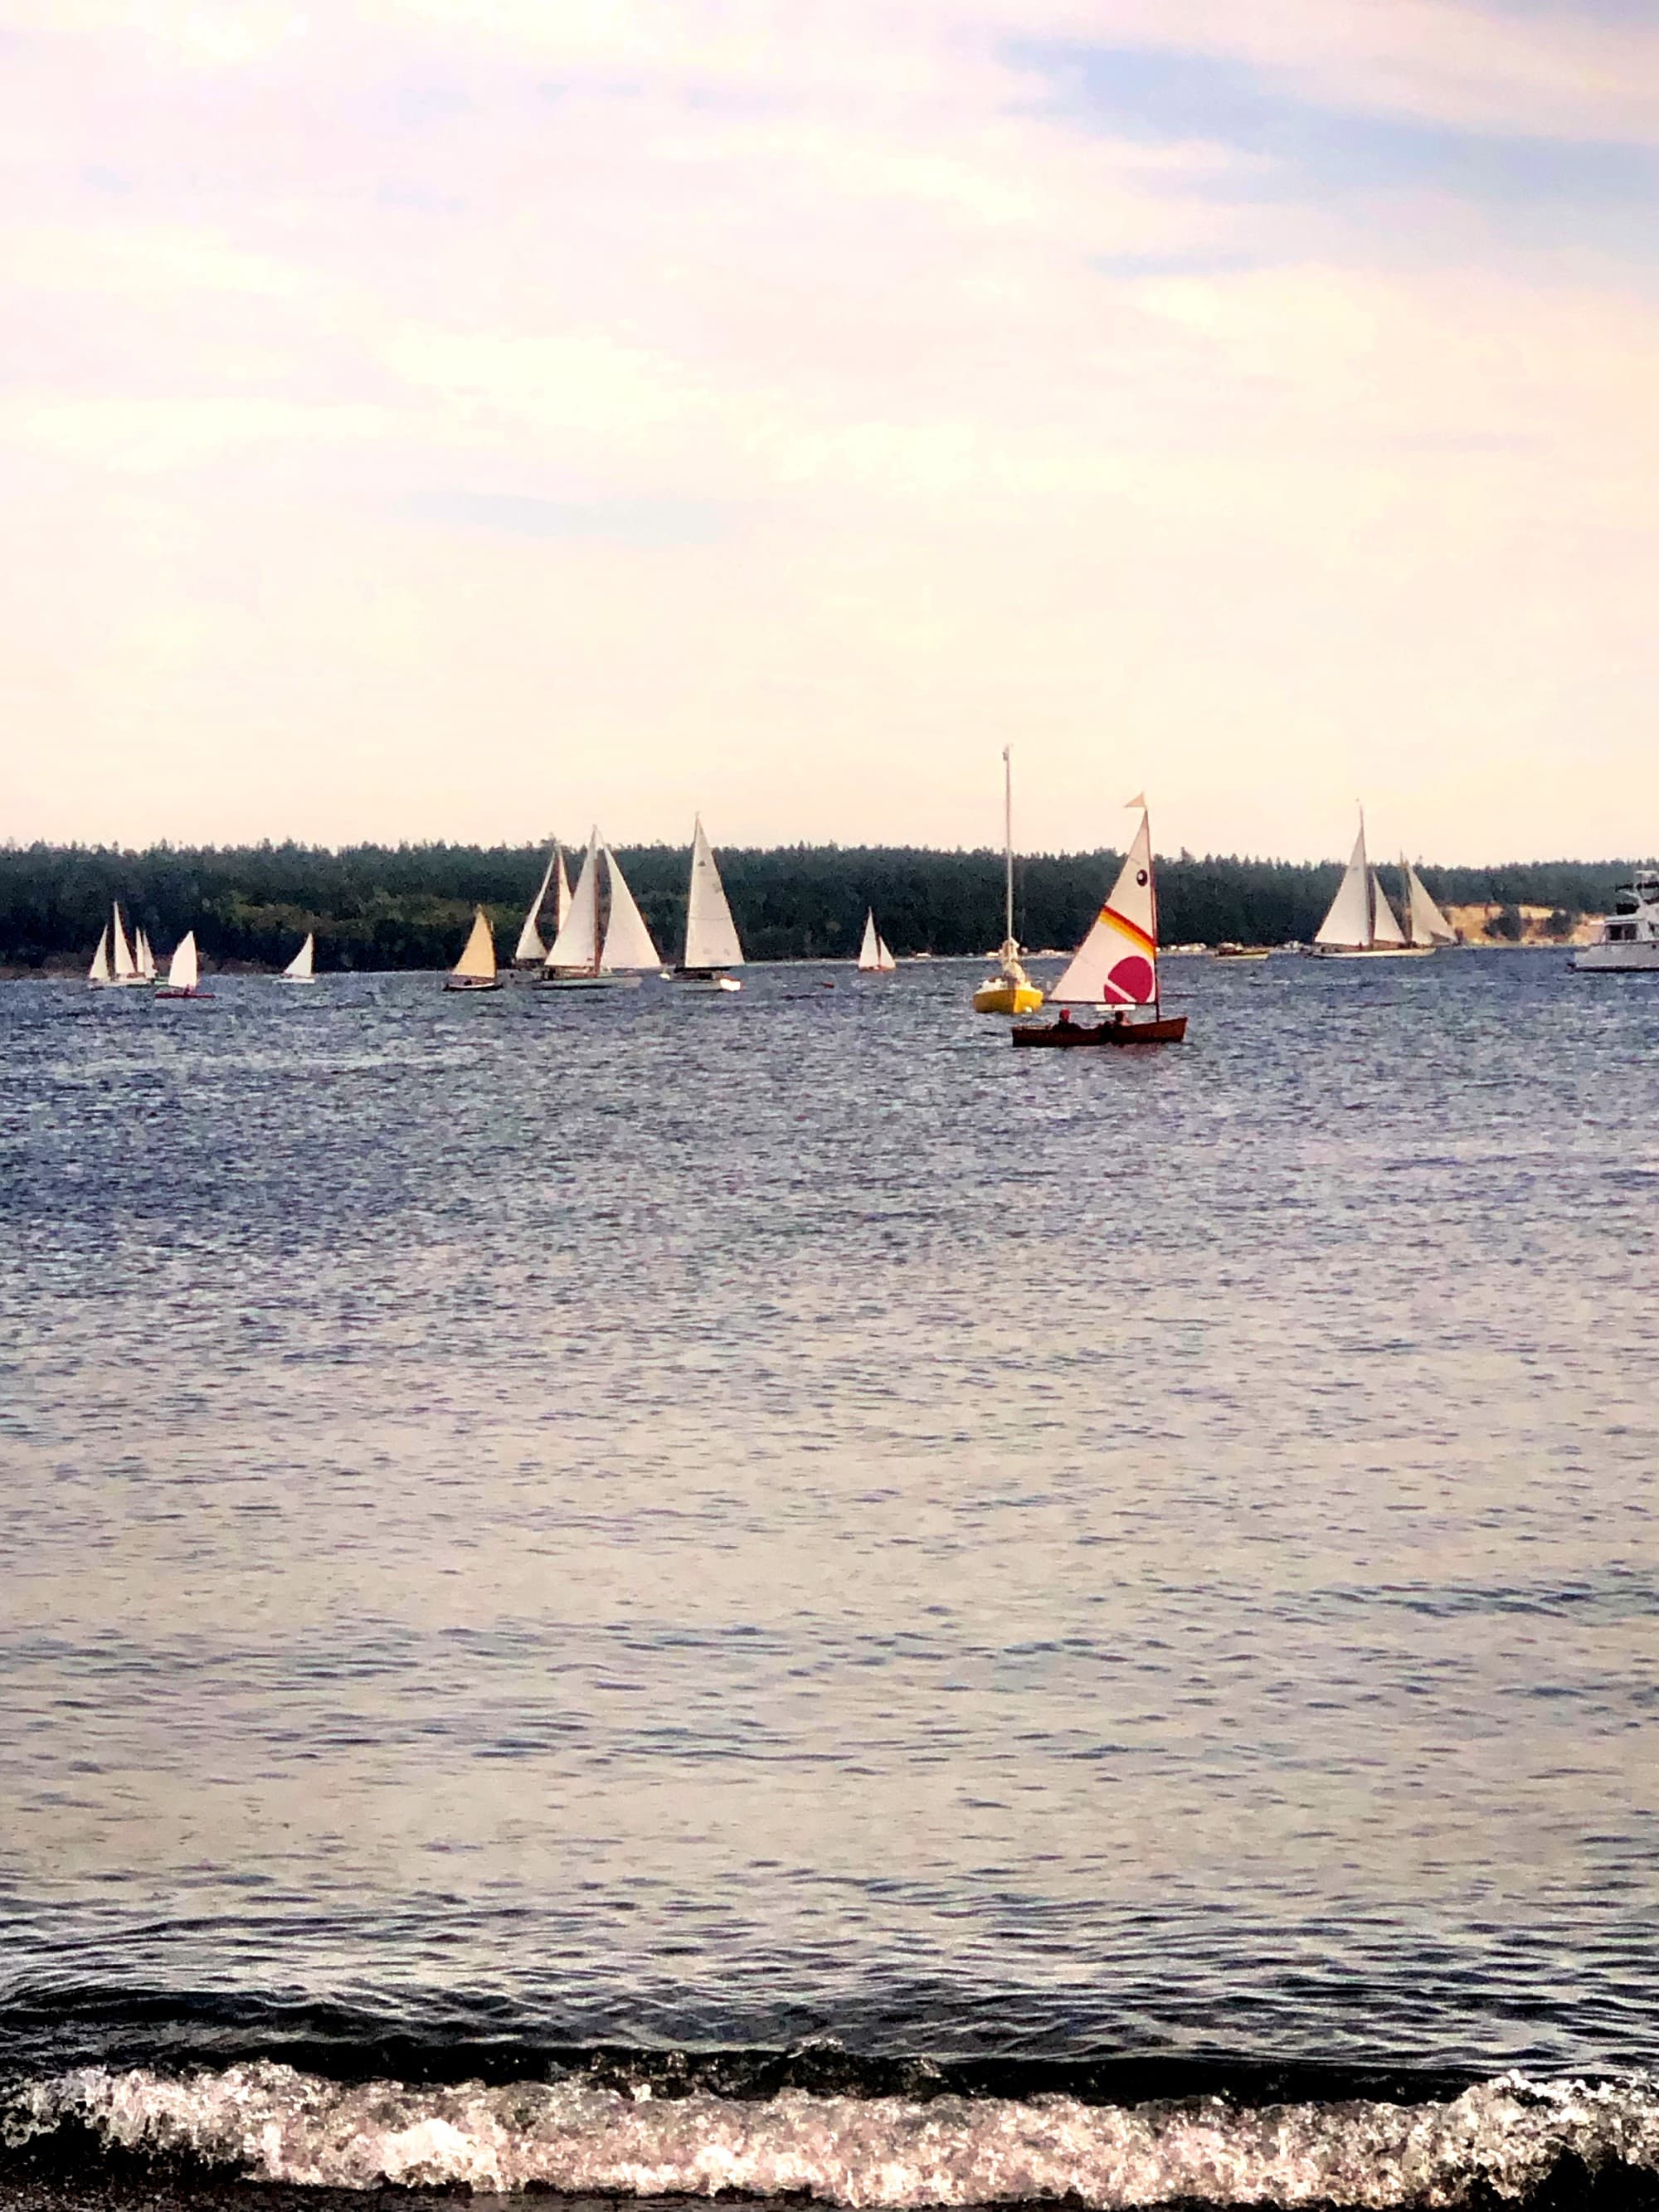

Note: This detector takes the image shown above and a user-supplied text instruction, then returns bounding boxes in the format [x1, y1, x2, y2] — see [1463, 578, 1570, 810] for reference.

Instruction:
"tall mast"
[1003, 745, 1014, 953]
[1149, 807, 1161, 1019]
[591, 830, 602, 975]
[1359, 806, 1374, 949]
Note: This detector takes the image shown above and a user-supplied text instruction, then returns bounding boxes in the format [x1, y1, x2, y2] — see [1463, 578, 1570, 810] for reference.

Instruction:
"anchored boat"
[973, 746, 1044, 1016]
[445, 907, 503, 992]
[1012, 800, 1186, 1046]
[1573, 870, 1659, 971]
[674, 818, 743, 992]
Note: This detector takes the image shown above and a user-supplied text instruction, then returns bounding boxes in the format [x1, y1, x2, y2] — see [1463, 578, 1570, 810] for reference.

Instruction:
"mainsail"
[284, 933, 315, 980]
[858, 912, 897, 972]
[111, 905, 137, 981]
[1404, 861, 1455, 945]
[555, 848, 572, 931]
[514, 841, 562, 964]
[451, 908, 497, 983]
[87, 927, 110, 985]
[682, 818, 742, 971]
[1052, 810, 1160, 1007]
[164, 931, 199, 993]
[601, 848, 663, 970]
[135, 930, 157, 982]
[1370, 871, 1407, 946]
[1315, 826, 1374, 948]
[546, 832, 601, 974]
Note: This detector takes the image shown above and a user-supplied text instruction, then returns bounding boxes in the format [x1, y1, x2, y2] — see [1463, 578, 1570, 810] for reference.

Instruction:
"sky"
[2, 0, 1657, 861]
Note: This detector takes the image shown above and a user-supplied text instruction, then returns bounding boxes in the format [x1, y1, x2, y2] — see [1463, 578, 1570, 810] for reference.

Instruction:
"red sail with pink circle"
[1049, 809, 1160, 1008]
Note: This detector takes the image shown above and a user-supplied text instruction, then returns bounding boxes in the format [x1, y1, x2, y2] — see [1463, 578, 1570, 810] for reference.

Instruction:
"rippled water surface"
[3, 952, 1658, 2103]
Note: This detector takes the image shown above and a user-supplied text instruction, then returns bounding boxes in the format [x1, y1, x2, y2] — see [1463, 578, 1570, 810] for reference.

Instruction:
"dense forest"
[0, 839, 1632, 972]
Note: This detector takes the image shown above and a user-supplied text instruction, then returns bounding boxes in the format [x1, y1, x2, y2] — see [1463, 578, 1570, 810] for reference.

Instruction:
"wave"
[7, 2061, 1659, 2205]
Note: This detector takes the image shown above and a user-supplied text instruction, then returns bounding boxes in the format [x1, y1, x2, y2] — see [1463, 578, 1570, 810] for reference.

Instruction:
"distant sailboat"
[1312, 816, 1438, 957]
[281, 932, 317, 983]
[87, 926, 111, 988]
[513, 839, 571, 969]
[89, 903, 145, 989]
[1401, 856, 1457, 949]
[135, 929, 158, 983]
[674, 817, 743, 991]
[973, 747, 1044, 1015]
[445, 907, 503, 992]
[539, 831, 658, 989]
[858, 912, 897, 973]
[1013, 800, 1187, 1046]
[154, 931, 207, 1000]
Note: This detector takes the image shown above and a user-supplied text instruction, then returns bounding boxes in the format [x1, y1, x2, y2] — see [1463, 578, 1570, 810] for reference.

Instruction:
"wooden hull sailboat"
[1309, 819, 1452, 957]
[154, 930, 209, 1000]
[538, 833, 659, 989]
[974, 747, 1043, 1015]
[857, 911, 897, 974]
[445, 907, 503, 991]
[1012, 798, 1185, 1048]
[673, 818, 744, 991]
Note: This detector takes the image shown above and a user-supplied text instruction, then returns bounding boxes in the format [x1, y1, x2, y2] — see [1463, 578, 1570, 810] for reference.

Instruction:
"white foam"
[9, 2062, 1659, 2205]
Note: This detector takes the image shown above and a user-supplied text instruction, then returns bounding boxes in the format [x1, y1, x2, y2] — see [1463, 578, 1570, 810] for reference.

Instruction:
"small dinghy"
[857, 911, 897, 973]
[154, 931, 208, 1000]
[445, 907, 503, 991]
[280, 932, 317, 983]
[673, 817, 743, 992]
[1012, 800, 1186, 1047]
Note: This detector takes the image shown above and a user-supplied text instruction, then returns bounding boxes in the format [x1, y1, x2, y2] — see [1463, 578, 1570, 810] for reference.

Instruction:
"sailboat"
[1400, 855, 1457, 950]
[857, 911, 897, 973]
[154, 931, 207, 1000]
[973, 747, 1044, 1015]
[134, 928, 158, 982]
[445, 907, 503, 992]
[513, 839, 572, 969]
[1311, 815, 1442, 957]
[88, 903, 146, 989]
[674, 817, 743, 991]
[538, 830, 659, 989]
[1012, 800, 1186, 1045]
[280, 932, 317, 983]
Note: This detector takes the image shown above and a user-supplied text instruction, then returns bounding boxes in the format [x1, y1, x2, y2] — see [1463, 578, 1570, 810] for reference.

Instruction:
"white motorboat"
[1573, 871, 1659, 971]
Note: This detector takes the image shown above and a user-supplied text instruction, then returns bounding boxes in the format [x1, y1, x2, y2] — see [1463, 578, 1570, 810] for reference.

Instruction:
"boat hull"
[1012, 1015, 1187, 1047]
[1307, 944, 1437, 960]
[154, 989, 210, 1001]
[974, 980, 1044, 1015]
[1572, 943, 1659, 972]
[536, 972, 643, 990]
[443, 977, 503, 992]
[674, 971, 742, 993]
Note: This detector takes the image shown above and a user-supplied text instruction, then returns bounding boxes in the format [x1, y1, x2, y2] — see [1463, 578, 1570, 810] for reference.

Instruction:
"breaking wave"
[7, 2059, 1659, 2205]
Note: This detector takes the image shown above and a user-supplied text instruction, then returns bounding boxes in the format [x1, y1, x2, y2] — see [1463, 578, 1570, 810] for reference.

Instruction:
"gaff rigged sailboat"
[154, 931, 208, 1000]
[973, 746, 1044, 1015]
[538, 830, 660, 989]
[280, 932, 317, 982]
[1311, 817, 1447, 957]
[444, 907, 503, 992]
[513, 839, 572, 969]
[858, 912, 897, 973]
[1013, 800, 1186, 1046]
[674, 818, 743, 991]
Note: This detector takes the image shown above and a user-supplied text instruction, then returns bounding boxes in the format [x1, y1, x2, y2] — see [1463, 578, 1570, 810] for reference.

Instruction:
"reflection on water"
[2, 953, 1657, 2069]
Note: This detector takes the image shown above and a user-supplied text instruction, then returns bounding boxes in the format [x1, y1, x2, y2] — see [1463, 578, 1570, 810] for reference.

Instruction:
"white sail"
[164, 931, 199, 993]
[876, 934, 897, 971]
[1316, 826, 1373, 948]
[602, 848, 663, 970]
[683, 817, 742, 970]
[111, 905, 136, 980]
[1405, 861, 1455, 944]
[284, 932, 315, 980]
[546, 831, 601, 972]
[514, 842, 560, 963]
[87, 926, 110, 984]
[555, 848, 572, 931]
[451, 907, 496, 982]
[858, 912, 882, 970]
[135, 929, 157, 981]
[1370, 870, 1407, 946]
[1052, 811, 1160, 1006]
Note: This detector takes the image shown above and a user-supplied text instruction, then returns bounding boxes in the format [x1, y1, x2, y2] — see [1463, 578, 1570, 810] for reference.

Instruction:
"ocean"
[3, 950, 1657, 2207]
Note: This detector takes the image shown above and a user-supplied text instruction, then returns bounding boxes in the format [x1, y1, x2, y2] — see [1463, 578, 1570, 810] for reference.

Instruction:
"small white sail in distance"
[283, 932, 315, 980]
[602, 847, 663, 970]
[87, 926, 110, 985]
[451, 907, 497, 983]
[555, 847, 572, 931]
[514, 840, 562, 963]
[1052, 810, 1160, 1007]
[111, 905, 137, 981]
[163, 931, 200, 993]
[858, 911, 897, 972]
[1370, 870, 1407, 946]
[1404, 860, 1455, 944]
[1316, 824, 1374, 948]
[682, 817, 742, 971]
[135, 929, 157, 982]
[546, 832, 601, 972]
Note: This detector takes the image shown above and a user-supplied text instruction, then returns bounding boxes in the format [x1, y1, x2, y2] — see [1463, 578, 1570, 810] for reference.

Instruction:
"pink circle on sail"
[1107, 954, 1155, 1004]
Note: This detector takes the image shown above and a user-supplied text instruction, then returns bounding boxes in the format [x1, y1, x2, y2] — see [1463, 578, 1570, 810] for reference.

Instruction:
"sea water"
[2, 951, 1657, 2206]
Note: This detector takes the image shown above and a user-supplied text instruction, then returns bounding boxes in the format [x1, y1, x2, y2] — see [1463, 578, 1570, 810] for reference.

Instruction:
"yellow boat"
[973, 748, 1045, 1017]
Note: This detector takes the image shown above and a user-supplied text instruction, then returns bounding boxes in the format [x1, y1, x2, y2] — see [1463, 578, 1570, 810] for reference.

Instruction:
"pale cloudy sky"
[3, 0, 1656, 858]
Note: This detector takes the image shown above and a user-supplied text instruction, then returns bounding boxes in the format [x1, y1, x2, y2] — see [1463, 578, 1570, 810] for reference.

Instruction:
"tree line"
[0, 839, 1632, 971]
